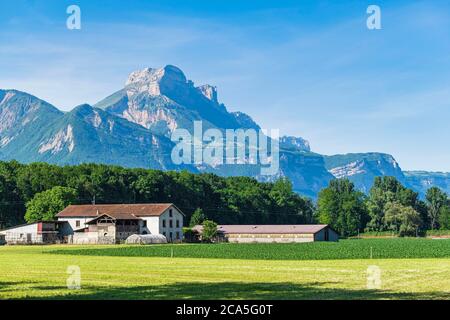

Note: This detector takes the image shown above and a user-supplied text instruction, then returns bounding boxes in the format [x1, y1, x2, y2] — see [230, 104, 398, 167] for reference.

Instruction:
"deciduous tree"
[25, 186, 78, 223]
[426, 187, 448, 230]
[201, 220, 218, 242]
[317, 179, 367, 237]
[384, 202, 421, 237]
[189, 208, 206, 227]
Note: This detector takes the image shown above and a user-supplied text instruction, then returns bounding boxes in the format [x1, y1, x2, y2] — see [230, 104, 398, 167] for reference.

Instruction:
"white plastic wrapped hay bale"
[125, 234, 168, 244]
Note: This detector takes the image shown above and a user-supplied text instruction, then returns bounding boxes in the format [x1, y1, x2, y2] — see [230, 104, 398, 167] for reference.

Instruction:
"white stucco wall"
[58, 217, 92, 235]
[158, 206, 184, 242]
[140, 216, 160, 235]
[137, 206, 184, 241]
[0, 223, 38, 235]
[0, 223, 41, 244]
[71, 232, 100, 244]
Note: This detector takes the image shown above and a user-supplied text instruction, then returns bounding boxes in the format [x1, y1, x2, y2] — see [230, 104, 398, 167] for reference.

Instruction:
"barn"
[193, 224, 339, 243]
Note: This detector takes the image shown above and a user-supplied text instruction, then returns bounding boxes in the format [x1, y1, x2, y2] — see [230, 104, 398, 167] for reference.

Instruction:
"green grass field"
[0, 239, 449, 300]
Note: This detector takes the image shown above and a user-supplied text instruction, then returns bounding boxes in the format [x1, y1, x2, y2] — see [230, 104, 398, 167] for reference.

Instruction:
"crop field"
[0, 238, 449, 300]
[50, 238, 450, 260]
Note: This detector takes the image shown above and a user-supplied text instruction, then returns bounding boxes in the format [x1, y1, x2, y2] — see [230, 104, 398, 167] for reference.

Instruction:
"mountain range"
[0, 65, 448, 198]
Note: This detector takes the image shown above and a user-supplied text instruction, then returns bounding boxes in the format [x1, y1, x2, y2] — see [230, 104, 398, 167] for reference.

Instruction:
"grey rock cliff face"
[324, 153, 407, 193]
[197, 84, 218, 104]
[280, 136, 311, 152]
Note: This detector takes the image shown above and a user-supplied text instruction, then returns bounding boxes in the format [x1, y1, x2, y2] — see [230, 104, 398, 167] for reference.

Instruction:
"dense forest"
[0, 161, 448, 237]
[0, 161, 315, 228]
[317, 176, 450, 236]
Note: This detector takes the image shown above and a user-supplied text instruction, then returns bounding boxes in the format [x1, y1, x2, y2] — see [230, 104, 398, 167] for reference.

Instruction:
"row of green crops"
[50, 238, 450, 260]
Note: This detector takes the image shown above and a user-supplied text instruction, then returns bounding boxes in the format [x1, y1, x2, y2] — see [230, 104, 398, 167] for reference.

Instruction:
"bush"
[201, 220, 218, 242]
[182, 227, 199, 243]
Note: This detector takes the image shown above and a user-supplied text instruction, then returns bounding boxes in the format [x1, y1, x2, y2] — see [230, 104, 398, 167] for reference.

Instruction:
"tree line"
[0, 161, 314, 228]
[317, 176, 450, 237]
[0, 161, 448, 237]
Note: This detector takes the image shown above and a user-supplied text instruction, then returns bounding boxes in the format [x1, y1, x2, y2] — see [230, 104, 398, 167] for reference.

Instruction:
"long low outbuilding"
[192, 224, 339, 243]
[0, 221, 64, 244]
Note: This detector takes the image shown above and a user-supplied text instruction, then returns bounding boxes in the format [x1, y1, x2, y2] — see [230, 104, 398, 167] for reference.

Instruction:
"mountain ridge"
[0, 66, 448, 197]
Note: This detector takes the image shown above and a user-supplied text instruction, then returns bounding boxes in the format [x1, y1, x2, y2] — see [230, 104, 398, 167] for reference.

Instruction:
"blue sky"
[0, 0, 449, 171]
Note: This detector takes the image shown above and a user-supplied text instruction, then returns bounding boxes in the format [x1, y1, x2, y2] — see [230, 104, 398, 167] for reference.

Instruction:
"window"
[76, 220, 80, 227]
[169, 232, 173, 240]
[169, 220, 173, 228]
[169, 209, 173, 217]
[142, 220, 147, 228]
[162, 232, 166, 237]
[176, 220, 180, 228]
[162, 220, 166, 228]
[176, 232, 180, 240]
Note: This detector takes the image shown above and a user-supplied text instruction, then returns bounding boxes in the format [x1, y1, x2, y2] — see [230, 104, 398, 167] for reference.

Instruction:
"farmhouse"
[0, 221, 64, 244]
[57, 203, 185, 244]
[193, 224, 338, 243]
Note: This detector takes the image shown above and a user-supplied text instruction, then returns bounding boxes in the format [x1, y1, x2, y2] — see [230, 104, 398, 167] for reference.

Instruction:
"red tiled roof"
[192, 224, 329, 235]
[56, 203, 174, 218]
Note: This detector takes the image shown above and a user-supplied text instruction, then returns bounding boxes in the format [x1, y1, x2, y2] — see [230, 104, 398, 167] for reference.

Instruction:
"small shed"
[125, 234, 168, 244]
[0, 221, 65, 245]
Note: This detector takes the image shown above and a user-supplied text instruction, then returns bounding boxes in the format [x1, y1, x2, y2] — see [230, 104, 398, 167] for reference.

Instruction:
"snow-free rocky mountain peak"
[0, 66, 448, 198]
